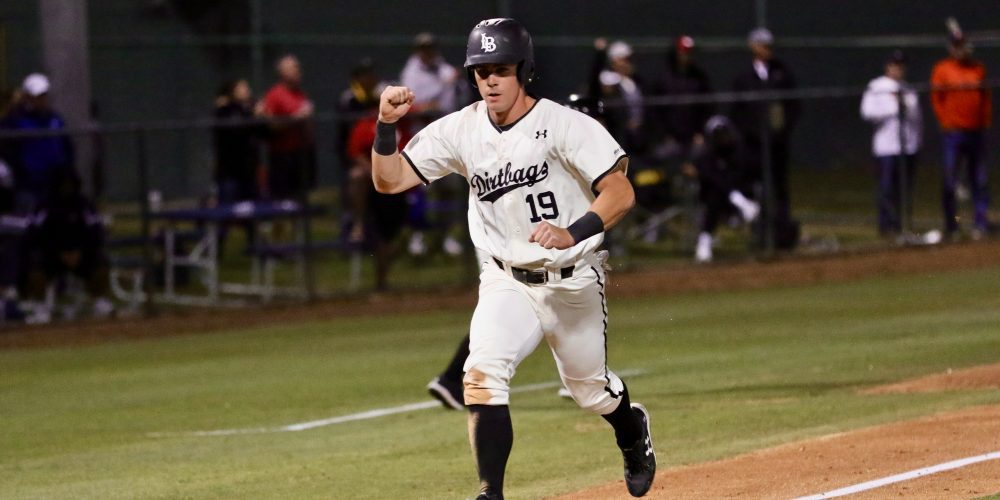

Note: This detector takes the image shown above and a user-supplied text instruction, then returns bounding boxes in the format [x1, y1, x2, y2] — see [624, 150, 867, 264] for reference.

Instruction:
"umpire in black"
[731, 28, 800, 249]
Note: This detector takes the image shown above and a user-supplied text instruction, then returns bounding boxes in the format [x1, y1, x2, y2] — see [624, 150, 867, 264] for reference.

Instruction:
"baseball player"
[372, 18, 655, 499]
[426, 94, 609, 408]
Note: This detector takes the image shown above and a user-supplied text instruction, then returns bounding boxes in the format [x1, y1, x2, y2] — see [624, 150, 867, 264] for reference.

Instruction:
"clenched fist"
[529, 221, 575, 250]
[379, 86, 415, 124]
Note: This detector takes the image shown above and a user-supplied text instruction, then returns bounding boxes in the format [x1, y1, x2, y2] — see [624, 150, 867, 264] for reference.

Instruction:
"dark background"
[1, 1, 998, 201]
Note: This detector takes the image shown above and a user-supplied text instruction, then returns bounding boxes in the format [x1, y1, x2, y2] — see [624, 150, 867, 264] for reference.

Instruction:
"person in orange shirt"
[930, 32, 992, 238]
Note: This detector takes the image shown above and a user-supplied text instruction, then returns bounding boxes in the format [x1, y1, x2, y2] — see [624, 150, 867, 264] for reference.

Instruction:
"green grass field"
[3, 265, 1000, 499]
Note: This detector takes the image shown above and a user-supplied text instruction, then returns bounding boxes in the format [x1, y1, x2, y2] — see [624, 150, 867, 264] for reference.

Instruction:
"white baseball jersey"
[401, 98, 628, 269]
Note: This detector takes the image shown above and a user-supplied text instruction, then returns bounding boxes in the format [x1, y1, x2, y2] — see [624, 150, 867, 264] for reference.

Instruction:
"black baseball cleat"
[620, 403, 656, 497]
[427, 376, 464, 410]
[475, 491, 503, 500]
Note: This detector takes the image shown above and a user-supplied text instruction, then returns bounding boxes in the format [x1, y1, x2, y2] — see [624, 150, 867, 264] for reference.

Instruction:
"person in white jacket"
[860, 50, 922, 236]
[399, 32, 467, 257]
[400, 32, 461, 121]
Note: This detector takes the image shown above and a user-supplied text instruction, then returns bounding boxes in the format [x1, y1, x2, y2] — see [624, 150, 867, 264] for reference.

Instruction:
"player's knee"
[463, 363, 510, 406]
[564, 377, 624, 414]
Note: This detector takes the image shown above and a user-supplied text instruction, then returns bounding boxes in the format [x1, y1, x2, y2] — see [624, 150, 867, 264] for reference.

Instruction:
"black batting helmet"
[464, 18, 535, 86]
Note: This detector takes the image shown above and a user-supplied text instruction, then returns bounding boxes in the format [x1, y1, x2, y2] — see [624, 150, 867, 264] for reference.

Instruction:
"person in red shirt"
[930, 32, 992, 238]
[346, 106, 412, 291]
[260, 54, 316, 200]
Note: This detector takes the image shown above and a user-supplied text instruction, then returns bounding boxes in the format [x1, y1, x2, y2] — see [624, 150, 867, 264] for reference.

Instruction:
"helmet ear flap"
[517, 61, 535, 84]
[467, 67, 478, 89]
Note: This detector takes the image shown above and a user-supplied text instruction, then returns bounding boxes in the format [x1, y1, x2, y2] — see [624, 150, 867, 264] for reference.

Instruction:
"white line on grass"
[148, 369, 645, 438]
[794, 450, 1000, 499]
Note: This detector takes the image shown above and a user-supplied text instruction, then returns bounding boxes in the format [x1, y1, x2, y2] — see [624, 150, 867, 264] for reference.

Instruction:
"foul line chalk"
[795, 450, 1000, 499]
[148, 368, 645, 438]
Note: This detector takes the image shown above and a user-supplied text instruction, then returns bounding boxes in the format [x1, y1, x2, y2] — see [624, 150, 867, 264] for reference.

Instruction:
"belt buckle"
[526, 269, 548, 285]
[512, 266, 547, 285]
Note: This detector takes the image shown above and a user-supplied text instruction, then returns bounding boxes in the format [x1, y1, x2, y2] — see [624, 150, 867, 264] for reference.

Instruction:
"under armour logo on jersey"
[535, 130, 547, 139]
[481, 34, 497, 53]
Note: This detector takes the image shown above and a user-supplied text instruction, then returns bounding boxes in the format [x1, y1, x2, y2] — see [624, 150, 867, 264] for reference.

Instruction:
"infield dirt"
[558, 403, 1000, 499]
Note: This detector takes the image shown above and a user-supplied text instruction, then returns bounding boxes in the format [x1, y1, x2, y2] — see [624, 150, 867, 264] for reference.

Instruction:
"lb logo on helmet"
[481, 33, 497, 53]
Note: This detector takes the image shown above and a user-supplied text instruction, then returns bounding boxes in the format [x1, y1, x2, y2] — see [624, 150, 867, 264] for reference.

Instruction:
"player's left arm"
[588, 169, 635, 228]
[529, 163, 634, 250]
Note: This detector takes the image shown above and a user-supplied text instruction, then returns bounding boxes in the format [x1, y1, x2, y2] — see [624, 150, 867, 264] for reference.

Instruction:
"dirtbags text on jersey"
[471, 161, 550, 202]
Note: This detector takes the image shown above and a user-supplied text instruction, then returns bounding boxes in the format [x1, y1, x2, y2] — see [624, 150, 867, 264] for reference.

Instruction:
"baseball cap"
[414, 32, 436, 48]
[946, 17, 966, 47]
[705, 114, 733, 135]
[676, 35, 695, 53]
[748, 27, 774, 46]
[607, 40, 633, 60]
[22, 73, 50, 97]
[351, 57, 376, 78]
[887, 49, 907, 65]
[948, 31, 967, 47]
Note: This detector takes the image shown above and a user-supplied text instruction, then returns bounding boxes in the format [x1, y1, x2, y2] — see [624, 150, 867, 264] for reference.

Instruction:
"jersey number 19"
[525, 191, 559, 223]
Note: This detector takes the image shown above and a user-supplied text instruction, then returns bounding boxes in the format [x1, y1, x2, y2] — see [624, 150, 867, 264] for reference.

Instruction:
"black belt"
[493, 257, 574, 285]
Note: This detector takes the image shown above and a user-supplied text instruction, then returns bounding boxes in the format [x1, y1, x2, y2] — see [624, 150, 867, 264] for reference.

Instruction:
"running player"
[372, 18, 656, 499]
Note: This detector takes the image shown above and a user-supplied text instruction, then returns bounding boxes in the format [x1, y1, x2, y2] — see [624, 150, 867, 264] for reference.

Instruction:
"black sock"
[601, 385, 642, 449]
[442, 334, 471, 383]
[468, 404, 512, 496]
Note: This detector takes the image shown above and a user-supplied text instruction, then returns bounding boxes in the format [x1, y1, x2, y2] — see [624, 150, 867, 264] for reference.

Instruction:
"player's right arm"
[371, 86, 423, 194]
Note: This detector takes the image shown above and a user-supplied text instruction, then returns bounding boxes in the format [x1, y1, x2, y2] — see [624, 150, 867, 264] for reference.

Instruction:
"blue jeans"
[941, 130, 989, 233]
[875, 154, 916, 235]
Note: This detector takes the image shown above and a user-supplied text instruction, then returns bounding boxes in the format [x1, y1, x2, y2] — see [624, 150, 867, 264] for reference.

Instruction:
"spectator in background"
[589, 38, 669, 246]
[260, 55, 316, 201]
[213, 78, 263, 250]
[344, 93, 412, 291]
[0, 73, 76, 213]
[653, 35, 713, 160]
[214, 79, 262, 205]
[692, 115, 760, 263]
[24, 169, 113, 322]
[590, 38, 648, 156]
[0, 157, 27, 322]
[931, 30, 992, 239]
[0, 89, 25, 321]
[338, 58, 383, 180]
[861, 50, 922, 237]
[731, 28, 800, 250]
[400, 32, 462, 124]
[338, 59, 389, 243]
[0, 87, 22, 119]
[0, 89, 18, 208]
[400, 32, 466, 257]
[339, 57, 382, 115]
[0, 159, 13, 213]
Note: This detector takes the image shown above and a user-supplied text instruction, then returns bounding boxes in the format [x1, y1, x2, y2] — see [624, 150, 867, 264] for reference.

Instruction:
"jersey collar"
[488, 95, 542, 133]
